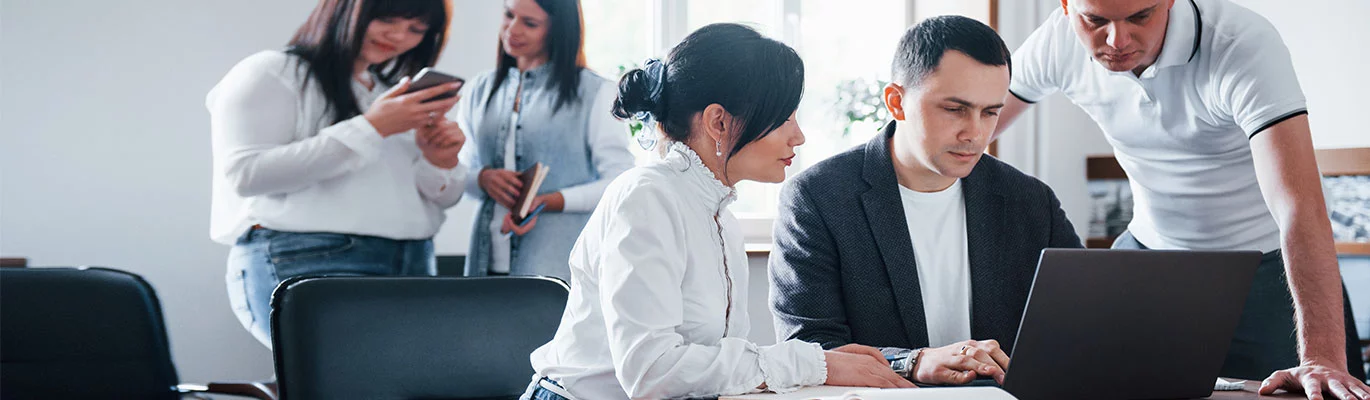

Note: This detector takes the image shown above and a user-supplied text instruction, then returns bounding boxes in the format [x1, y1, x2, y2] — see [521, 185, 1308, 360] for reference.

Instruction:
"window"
[581, 1, 651, 78]
[580, 0, 658, 164]
[686, 0, 783, 38]
[582, 0, 989, 244]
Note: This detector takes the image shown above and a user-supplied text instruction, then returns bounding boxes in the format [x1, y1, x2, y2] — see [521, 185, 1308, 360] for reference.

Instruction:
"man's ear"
[884, 83, 907, 121]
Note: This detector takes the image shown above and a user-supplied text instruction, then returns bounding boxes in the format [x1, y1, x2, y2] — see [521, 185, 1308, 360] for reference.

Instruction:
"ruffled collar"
[663, 141, 737, 212]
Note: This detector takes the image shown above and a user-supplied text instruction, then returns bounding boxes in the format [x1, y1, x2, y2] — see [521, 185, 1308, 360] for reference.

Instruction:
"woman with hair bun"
[520, 23, 914, 400]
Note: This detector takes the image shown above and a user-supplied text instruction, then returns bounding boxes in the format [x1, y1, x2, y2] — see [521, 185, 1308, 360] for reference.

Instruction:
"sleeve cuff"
[325, 115, 386, 164]
[1009, 89, 1039, 104]
[1245, 109, 1308, 139]
[417, 158, 469, 193]
[1008, 74, 1051, 104]
[560, 185, 596, 212]
[755, 340, 827, 393]
[463, 164, 485, 198]
[420, 156, 466, 175]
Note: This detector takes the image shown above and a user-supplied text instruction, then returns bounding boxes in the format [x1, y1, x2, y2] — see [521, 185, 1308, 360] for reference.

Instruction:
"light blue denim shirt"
[455, 64, 633, 280]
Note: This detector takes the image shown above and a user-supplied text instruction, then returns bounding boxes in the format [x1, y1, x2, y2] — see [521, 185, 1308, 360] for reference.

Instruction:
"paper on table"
[837, 387, 1017, 399]
[721, 386, 1017, 400]
[721, 386, 867, 400]
[1215, 378, 1247, 391]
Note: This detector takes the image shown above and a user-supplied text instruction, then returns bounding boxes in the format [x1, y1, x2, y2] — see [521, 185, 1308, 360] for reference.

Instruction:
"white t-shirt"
[487, 112, 521, 274]
[1010, 0, 1307, 252]
[898, 180, 972, 348]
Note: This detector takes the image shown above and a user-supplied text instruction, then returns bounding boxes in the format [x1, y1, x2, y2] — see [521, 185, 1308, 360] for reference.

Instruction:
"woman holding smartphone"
[207, 0, 465, 347]
[456, 0, 634, 281]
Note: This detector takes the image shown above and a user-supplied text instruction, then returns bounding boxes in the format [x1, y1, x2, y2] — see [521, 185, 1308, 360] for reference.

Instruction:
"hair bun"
[611, 59, 667, 121]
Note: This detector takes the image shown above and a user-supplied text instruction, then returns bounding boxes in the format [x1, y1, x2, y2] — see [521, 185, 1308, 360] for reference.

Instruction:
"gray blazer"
[769, 122, 1082, 354]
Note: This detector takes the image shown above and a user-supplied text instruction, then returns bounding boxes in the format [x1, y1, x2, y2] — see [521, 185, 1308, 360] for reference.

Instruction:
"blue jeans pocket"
[268, 232, 356, 264]
[227, 240, 275, 347]
[225, 263, 252, 329]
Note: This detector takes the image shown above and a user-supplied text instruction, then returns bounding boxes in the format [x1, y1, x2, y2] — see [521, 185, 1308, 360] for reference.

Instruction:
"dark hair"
[612, 23, 804, 159]
[892, 15, 1010, 88]
[286, 0, 451, 124]
[487, 0, 588, 112]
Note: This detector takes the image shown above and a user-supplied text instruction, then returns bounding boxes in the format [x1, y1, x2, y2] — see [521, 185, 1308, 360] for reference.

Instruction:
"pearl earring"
[715, 141, 723, 157]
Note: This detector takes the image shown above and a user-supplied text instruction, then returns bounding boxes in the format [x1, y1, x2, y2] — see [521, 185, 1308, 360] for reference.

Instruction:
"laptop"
[1000, 249, 1262, 400]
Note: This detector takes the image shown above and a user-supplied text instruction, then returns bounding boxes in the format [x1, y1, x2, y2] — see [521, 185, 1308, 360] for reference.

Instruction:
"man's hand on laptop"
[912, 339, 1010, 385]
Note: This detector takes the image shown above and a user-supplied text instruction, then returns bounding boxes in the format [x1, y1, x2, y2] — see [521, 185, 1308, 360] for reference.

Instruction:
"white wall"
[747, 255, 779, 346]
[1234, 0, 1370, 150]
[994, 1, 1113, 241]
[0, 0, 501, 383]
[431, 2, 503, 256]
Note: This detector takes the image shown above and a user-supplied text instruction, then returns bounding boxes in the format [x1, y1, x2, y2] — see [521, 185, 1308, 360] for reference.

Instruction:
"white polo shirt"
[1010, 0, 1307, 252]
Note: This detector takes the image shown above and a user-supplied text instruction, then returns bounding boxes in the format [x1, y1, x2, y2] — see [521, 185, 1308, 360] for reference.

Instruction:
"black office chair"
[0, 267, 275, 400]
[270, 276, 570, 400]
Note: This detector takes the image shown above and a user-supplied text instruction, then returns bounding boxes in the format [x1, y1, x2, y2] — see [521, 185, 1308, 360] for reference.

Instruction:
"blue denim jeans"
[225, 227, 435, 348]
[520, 377, 570, 400]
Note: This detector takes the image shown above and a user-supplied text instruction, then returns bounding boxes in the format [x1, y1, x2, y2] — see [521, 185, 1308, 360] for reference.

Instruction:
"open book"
[513, 162, 550, 224]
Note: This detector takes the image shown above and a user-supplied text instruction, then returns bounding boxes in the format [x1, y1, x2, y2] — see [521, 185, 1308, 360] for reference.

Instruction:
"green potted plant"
[834, 78, 890, 137]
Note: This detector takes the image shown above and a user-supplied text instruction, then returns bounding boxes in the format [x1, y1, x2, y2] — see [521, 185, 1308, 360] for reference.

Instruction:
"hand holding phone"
[504, 203, 546, 238]
[406, 67, 465, 102]
[365, 69, 463, 136]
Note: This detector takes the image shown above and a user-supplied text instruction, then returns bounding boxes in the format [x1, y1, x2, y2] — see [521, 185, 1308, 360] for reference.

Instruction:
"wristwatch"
[889, 348, 924, 380]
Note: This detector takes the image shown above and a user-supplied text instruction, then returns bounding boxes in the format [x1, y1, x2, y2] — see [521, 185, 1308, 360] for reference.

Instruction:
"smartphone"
[406, 67, 464, 102]
[505, 203, 547, 238]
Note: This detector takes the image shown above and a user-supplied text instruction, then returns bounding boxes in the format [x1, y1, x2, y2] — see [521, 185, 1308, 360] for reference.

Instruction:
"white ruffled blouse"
[528, 141, 828, 399]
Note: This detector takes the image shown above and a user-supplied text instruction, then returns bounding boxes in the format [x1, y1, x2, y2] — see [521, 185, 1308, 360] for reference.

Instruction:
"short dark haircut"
[892, 15, 1011, 88]
[612, 23, 804, 160]
[287, 0, 451, 125]
[487, 0, 589, 113]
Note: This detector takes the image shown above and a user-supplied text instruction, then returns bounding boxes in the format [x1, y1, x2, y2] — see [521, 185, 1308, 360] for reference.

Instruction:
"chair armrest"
[178, 381, 278, 400]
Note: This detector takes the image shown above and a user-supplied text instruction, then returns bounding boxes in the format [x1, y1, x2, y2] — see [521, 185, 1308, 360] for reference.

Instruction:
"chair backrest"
[0, 267, 181, 400]
[270, 276, 570, 400]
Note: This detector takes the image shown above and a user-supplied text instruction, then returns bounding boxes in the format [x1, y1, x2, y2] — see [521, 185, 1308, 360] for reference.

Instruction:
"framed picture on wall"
[1317, 148, 1370, 255]
[1085, 155, 1130, 248]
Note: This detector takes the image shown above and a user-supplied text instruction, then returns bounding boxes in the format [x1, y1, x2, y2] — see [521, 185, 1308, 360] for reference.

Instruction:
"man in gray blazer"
[770, 16, 1082, 386]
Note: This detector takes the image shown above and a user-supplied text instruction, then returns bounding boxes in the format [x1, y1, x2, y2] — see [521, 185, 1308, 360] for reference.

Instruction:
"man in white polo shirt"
[995, 0, 1370, 398]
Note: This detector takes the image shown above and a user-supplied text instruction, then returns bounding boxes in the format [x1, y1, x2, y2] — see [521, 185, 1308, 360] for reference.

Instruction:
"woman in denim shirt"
[456, 0, 634, 280]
